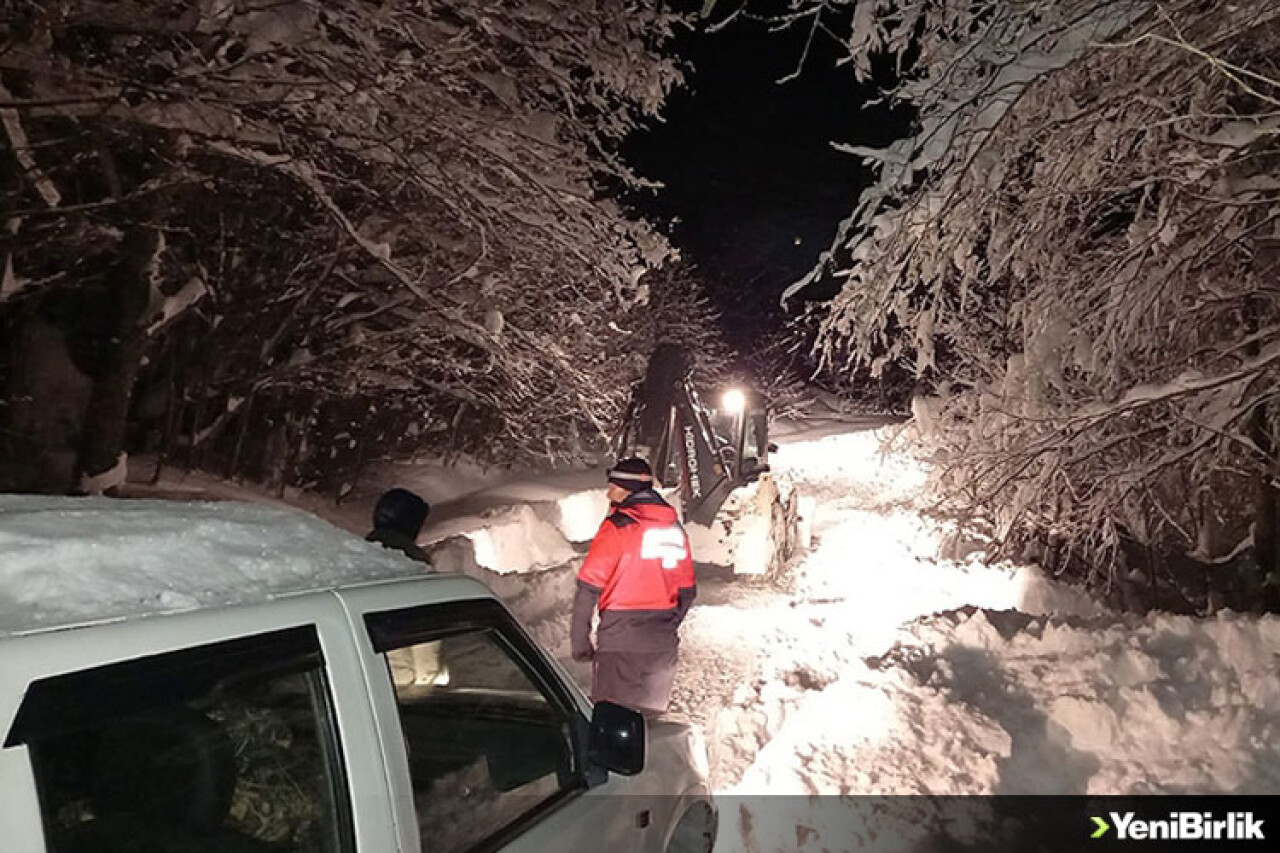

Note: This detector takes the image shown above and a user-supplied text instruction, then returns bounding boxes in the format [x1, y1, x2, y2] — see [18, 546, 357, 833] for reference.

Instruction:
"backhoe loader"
[613, 344, 802, 578]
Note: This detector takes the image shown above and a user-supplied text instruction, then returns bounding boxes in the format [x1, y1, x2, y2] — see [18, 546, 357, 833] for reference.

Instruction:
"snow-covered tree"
[0, 1, 692, 492]
[776, 1, 1280, 609]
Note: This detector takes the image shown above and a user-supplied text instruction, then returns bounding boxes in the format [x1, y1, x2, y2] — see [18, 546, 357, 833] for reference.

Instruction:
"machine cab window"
[708, 388, 766, 472]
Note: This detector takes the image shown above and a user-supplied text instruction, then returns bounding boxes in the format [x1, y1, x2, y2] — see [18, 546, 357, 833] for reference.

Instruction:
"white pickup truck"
[0, 496, 715, 853]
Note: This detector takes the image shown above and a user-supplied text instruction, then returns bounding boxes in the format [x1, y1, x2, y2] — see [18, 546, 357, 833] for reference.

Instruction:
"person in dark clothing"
[572, 457, 696, 715]
[366, 488, 432, 565]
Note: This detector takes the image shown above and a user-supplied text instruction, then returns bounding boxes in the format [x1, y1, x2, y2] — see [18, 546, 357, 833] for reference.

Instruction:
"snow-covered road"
[669, 427, 1279, 851]
[673, 428, 1042, 792]
[709, 429, 1275, 792]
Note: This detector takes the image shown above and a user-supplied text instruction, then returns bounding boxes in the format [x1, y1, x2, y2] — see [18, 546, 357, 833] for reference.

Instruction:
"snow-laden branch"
[1072, 339, 1280, 423]
[830, 142, 910, 166]
[209, 143, 439, 307]
[0, 80, 61, 207]
[789, 0, 1280, 575]
[147, 276, 208, 336]
[77, 452, 127, 496]
[0, 0, 696, 477]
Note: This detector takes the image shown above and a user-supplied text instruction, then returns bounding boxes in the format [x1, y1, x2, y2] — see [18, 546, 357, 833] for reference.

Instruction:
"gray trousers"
[591, 648, 678, 715]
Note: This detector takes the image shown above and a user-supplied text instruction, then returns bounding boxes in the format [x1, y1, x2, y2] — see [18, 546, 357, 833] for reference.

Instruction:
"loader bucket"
[684, 470, 801, 579]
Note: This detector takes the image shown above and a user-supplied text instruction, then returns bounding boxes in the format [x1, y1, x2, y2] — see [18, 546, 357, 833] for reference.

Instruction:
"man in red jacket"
[571, 456, 696, 715]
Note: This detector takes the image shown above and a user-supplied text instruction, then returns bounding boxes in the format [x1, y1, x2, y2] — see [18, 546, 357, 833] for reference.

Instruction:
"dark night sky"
[624, 3, 910, 346]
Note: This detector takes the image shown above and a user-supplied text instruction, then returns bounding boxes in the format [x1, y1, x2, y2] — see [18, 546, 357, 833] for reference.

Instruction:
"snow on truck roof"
[0, 495, 434, 638]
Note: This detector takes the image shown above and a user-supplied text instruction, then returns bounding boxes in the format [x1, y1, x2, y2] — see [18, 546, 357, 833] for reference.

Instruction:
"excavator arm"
[613, 344, 772, 526]
[665, 378, 739, 525]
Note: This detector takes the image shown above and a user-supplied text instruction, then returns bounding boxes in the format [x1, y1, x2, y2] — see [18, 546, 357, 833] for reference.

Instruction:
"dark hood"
[372, 489, 429, 538]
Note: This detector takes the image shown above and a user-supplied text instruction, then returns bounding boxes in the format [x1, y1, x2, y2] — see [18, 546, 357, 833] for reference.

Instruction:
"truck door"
[352, 592, 654, 853]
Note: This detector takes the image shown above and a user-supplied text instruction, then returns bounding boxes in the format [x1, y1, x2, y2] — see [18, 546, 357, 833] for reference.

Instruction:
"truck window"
[6, 626, 353, 853]
[366, 603, 580, 853]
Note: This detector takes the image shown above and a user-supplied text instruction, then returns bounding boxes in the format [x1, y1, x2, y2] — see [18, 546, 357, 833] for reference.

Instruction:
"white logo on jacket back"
[641, 527, 688, 569]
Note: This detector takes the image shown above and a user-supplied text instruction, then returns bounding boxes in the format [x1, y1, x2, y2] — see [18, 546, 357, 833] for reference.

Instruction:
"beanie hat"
[373, 488, 430, 537]
[607, 457, 654, 492]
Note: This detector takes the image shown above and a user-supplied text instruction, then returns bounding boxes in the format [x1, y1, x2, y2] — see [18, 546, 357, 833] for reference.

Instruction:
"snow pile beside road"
[0, 495, 420, 635]
[1012, 563, 1105, 617]
[425, 479, 609, 546]
[553, 488, 611, 543]
[426, 486, 607, 575]
[464, 504, 578, 574]
[732, 606, 1280, 800]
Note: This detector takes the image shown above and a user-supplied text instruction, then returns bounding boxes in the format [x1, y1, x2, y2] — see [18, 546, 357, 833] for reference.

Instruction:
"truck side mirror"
[588, 701, 645, 776]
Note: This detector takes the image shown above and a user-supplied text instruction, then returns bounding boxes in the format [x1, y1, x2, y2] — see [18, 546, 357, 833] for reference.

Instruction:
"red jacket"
[573, 490, 696, 654]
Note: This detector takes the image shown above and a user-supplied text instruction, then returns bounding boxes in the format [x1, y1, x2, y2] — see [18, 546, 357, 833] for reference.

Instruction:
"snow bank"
[0, 495, 422, 636]
[552, 488, 610, 543]
[421, 484, 608, 576]
[717, 606, 1280, 849]
[686, 426, 1107, 796]
[733, 606, 1280, 796]
[408, 471, 608, 576]
[690, 424, 1280, 851]
[1012, 563, 1103, 617]
[464, 504, 578, 574]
